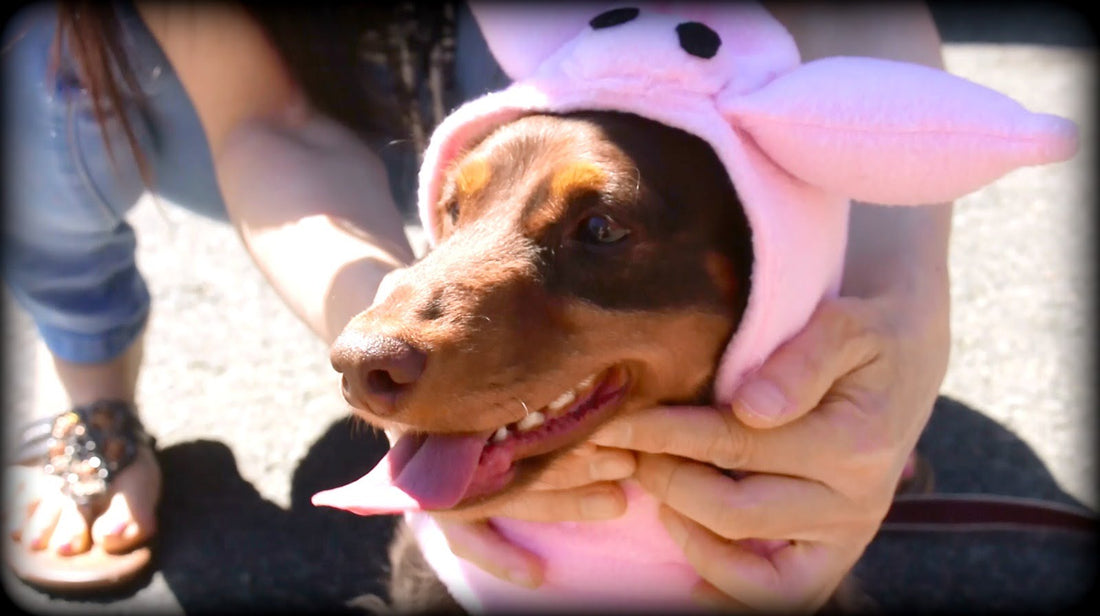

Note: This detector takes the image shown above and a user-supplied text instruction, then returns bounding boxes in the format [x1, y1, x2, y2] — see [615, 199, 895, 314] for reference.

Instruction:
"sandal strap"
[13, 400, 152, 507]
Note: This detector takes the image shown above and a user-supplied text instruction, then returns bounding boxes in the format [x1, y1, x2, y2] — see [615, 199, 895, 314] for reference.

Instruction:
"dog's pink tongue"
[312, 431, 489, 515]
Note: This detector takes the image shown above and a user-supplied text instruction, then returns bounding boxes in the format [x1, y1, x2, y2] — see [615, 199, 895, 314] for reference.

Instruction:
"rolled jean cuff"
[35, 309, 149, 365]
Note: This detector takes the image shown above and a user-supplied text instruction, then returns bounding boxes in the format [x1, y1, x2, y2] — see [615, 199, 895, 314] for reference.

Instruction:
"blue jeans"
[2, 2, 507, 364]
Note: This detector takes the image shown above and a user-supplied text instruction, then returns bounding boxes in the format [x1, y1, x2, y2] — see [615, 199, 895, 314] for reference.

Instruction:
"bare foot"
[5, 332, 158, 588]
[6, 440, 161, 558]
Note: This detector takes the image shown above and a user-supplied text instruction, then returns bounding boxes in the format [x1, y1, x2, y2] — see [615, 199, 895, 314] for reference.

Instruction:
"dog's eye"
[445, 200, 459, 225]
[577, 215, 630, 245]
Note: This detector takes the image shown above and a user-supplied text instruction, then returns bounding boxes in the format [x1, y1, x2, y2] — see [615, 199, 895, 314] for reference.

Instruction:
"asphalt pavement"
[3, 5, 1096, 614]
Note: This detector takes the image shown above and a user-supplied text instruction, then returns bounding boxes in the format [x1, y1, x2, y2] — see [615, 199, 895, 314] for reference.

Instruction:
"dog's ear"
[718, 56, 1078, 206]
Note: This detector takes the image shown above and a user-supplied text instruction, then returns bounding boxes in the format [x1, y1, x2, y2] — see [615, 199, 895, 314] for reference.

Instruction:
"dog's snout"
[331, 333, 427, 416]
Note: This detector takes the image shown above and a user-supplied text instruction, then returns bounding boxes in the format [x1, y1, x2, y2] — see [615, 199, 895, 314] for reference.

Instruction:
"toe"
[49, 500, 92, 555]
[5, 467, 38, 541]
[22, 491, 63, 551]
[91, 492, 151, 554]
[90, 448, 160, 553]
[7, 465, 68, 544]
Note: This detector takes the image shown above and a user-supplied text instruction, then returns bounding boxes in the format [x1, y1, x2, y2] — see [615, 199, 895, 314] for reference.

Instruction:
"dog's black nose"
[330, 333, 427, 417]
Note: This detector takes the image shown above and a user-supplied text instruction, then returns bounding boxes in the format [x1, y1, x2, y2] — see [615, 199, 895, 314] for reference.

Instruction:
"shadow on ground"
[7, 397, 1095, 613]
[155, 420, 395, 614]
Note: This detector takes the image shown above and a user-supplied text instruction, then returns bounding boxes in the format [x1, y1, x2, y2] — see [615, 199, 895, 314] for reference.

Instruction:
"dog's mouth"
[311, 365, 631, 515]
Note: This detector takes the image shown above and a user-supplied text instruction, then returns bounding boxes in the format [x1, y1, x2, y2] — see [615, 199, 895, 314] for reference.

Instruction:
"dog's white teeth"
[492, 426, 511, 443]
[516, 411, 546, 432]
[545, 372, 600, 416]
[547, 390, 576, 413]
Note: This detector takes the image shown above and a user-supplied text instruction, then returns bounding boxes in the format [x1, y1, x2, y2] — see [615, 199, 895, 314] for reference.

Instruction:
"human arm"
[134, 4, 636, 586]
[135, 2, 415, 344]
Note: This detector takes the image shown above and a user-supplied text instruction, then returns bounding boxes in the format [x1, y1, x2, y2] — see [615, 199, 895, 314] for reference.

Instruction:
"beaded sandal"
[7, 400, 156, 592]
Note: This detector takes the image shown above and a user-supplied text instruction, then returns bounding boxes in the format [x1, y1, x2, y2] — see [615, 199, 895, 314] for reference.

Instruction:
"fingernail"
[735, 380, 787, 418]
[580, 492, 622, 519]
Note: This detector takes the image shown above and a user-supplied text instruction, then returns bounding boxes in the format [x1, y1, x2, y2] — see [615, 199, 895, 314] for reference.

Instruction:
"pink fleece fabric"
[374, 2, 1076, 611]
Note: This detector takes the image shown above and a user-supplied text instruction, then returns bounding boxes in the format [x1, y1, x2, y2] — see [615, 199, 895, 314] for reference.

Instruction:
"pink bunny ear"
[720, 57, 1078, 205]
[469, 2, 615, 80]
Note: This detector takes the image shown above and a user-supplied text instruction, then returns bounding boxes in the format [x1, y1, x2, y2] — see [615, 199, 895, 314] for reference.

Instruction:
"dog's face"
[331, 111, 752, 510]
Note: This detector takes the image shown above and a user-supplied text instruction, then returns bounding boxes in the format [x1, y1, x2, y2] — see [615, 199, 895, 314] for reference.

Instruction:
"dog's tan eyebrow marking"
[455, 156, 492, 198]
[515, 161, 605, 236]
[549, 160, 608, 202]
[522, 160, 610, 236]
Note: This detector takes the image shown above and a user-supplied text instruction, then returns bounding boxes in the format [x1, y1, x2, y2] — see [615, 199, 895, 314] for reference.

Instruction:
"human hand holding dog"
[429, 442, 635, 588]
[423, 271, 948, 602]
[579, 7, 955, 607]
[588, 199, 953, 611]
[592, 287, 949, 610]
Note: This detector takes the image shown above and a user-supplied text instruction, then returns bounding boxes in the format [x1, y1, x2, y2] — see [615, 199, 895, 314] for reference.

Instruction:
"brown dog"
[330, 110, 753, 610]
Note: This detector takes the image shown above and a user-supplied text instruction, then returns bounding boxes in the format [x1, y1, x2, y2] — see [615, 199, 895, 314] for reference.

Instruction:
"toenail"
[108, 520, 130, 537]
[122, 522, 141, 541]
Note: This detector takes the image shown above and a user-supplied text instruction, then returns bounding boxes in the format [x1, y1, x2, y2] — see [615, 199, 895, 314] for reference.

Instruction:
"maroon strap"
[882, 493, 1097, 533]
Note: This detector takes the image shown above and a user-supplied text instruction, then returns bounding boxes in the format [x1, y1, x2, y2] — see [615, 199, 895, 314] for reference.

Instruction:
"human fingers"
[431, 476, 628, 590]
[435, 518, 545, 589]
[689, 579, 753, 612]
[427, 448, 632, 590]
[590, 401, 893, 496]
[528, 443, 636, 490]
[729, 297, 884, 429]
[633, 453, 871, 543]
[658, 506, 848, 612]
[434, 481, 627, 523]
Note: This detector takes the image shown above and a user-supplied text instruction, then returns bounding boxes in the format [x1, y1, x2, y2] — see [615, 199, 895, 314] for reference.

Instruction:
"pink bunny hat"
[316, 2, 1077, 610]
